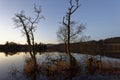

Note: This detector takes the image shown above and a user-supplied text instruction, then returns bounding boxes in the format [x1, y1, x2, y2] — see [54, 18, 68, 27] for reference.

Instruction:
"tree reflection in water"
[23, 57, 39, 80]
[8, 52, 82, 80]
[7, 52, 120, 80]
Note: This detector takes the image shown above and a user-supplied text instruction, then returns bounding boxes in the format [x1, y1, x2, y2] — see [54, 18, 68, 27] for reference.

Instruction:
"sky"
[0, 0, 120, 44]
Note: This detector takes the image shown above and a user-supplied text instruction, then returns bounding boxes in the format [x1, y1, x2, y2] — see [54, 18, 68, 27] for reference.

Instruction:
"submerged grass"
[85, 57, 120, 75]
[8, 55, 120, 80]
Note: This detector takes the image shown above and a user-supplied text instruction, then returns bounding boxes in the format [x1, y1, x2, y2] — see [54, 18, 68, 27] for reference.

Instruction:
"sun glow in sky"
[0, 0, 120, 44]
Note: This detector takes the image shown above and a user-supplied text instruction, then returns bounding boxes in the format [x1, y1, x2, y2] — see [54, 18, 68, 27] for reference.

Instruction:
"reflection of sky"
[0, 0, 120, 44]
[0, 52, 25, 80]
[0, 52, 120, 80]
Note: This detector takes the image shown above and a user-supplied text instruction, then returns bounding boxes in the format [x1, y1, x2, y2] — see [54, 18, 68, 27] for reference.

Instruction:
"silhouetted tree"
[57, 0, 85, 66]
[13, 5, 44, 58]
[13, 6, 44, 80]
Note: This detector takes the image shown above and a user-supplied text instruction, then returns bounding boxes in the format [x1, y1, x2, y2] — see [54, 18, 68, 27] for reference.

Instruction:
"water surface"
[0, 52, 120, 80]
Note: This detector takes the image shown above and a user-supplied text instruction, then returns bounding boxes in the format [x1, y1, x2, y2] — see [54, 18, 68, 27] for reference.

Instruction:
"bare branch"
[71, 0, 80, 14]
[62, 17, 67, 26]
[70, 0, 73, 7]
[13, 5, 43, 47]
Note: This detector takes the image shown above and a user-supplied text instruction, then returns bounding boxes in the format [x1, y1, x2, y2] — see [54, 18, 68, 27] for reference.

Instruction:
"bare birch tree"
[13, 5, 44, 57]
[57, 0, 85, 66]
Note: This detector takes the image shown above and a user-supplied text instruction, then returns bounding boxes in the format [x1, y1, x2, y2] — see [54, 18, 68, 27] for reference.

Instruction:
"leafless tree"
[13, 5, 44, 80]
[13, 5, 44, 58]
[57, 0, 85, 66]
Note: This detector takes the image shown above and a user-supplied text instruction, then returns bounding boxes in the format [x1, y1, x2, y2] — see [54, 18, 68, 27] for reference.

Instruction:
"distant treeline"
[47, 37, 120, 58]
[0, 42, 47, 52]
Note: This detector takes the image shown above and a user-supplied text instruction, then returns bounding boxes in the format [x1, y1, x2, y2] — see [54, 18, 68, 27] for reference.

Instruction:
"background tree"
[57, 0, 85, 66]
[13, 5, 44, 58]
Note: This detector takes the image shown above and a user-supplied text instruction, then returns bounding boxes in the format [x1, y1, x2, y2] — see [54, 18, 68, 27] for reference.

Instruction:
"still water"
[0, 52, 120, 80]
